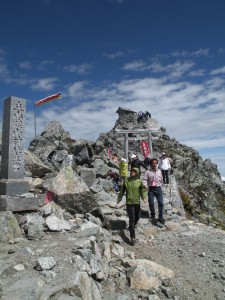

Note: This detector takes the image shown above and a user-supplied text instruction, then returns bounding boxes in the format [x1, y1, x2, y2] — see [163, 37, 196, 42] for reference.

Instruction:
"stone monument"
[0, 96, 39, 211]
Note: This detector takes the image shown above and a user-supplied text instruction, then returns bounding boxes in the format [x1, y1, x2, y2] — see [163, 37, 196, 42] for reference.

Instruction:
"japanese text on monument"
[12, 100, 24, 171]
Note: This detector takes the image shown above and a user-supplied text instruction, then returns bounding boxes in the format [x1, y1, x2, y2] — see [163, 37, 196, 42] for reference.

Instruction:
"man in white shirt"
[158, 152, 171, 186]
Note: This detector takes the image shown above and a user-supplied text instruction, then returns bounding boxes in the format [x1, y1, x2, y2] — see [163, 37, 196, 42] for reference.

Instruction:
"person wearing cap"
[130, 154, 147, 175]
[117, 167, 147, 246]
[143, 158, 165, 225]
[158, 153, 171, 186]
[119, 158, 128, 179]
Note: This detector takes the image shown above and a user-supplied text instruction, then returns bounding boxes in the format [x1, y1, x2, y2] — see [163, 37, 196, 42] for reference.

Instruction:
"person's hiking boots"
[158, 218, 165, 225]
[150, 216, 157, 225]
[130, 238, 135, 246]
[151, 218, 157, 225]
[151, 217, 166, 226]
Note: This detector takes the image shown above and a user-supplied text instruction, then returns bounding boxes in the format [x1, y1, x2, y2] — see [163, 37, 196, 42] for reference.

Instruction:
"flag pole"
[33, 101, 37, 137]
[33, 93, 61, 137]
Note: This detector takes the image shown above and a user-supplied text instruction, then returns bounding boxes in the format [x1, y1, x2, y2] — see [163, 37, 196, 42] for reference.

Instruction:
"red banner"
[140, 141, 150, 158]
[107, 148, 111, 160]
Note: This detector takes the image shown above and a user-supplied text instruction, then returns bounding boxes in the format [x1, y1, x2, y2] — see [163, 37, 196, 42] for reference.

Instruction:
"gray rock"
[40, 201, 65, 219]
[67, 271, 102, 300]
[71, 254, 91, 273]
[45, 215, 71, 231]
[0, 277, 45, 300]
[99, 178, 114, 192]
[24, 149, 52, 177]
[79, 167, 96, 187]
[93, 159, 111, 178]
[45, 167, 99, 214]
[69, 139, 94, 165]
[36, 257, 56, 270]
[76, 221, 102, 242]
[0, 211, 23, 242]
[89, 182, 103, 194]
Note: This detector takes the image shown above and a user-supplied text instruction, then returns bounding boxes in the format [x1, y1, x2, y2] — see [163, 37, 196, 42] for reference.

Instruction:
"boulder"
[126, 259, 174, 291]
[0, 211, 23, 242]
[24, 149, 52, 177]
[79, 167, 96, 187]
[45, 167, 99, 215]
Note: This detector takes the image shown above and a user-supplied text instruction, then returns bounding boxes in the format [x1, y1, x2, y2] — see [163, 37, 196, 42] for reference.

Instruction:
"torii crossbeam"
[115, 128, 160, 161]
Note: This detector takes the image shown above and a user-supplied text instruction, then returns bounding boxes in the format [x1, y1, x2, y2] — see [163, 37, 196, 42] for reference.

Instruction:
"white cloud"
[67, 81, 88, 99]
[122, 60, 146, 71]
[64, 63, 93, 75]
[103, 51, 124, 59]
[210, 65, 225, 75]
[171, 48, 209, 58]
[122, 59, 195, 78]
[38, 60, 54, 71]
[19, 60, 32, 70]
[189, 69, 205, 77]
[152, 60, 195, 78]
[190, 48, 210, 57]
[31, 77, 58, 91]
[0, 63, 10, 79]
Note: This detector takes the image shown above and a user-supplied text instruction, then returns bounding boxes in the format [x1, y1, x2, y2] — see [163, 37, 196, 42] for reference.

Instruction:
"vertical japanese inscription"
[12, 101, 24, 172]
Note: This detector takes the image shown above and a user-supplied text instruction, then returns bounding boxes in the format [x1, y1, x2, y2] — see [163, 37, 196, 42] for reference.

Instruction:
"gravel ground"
[124, 221, 225, 300]
[1, 213, 225, 300]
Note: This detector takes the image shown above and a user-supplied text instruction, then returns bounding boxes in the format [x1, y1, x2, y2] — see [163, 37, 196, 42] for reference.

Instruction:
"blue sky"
[0, 0, 225, 177]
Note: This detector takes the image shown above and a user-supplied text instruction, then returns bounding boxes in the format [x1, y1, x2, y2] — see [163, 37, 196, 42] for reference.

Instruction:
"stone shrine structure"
[0, 96, 38, 211]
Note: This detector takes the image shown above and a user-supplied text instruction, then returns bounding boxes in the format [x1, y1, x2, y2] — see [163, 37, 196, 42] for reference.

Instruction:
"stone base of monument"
[0, 196, 39, 211]
[0, 179, 30, 197]
[0, 179, 39, 211]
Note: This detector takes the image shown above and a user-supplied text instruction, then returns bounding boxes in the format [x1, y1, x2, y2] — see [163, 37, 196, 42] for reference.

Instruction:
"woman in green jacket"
[117, 167, 147, 245]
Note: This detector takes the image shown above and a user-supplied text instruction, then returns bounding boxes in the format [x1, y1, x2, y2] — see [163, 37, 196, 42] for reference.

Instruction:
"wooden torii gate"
[115, 128, 160, 161]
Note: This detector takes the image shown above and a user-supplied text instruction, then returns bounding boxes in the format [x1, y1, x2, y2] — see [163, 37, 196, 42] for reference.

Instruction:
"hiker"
[117, 167, 147, 246]
[143, 158, 165, 225]
[130, 154, 147, 175]
[119, 158, 128, 181]
[137, 111, 145, 123]
[144, 110, 151, 120]
[158, 152, 171, 186]
[143, 154, 151, 169]
[108, 170, 120, 192]
[112, 153, 119, 165]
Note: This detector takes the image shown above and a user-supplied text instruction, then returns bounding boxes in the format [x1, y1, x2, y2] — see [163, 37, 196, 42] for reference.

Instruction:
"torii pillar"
[115, 128, 159, 161]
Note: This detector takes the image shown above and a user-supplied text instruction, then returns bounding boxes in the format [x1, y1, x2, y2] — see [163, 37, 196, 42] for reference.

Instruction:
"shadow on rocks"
[119, 229, 131, 245]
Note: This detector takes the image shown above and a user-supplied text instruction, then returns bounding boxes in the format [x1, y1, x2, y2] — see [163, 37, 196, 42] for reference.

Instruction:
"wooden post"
[148, 131, 153, 157]
[124, 133, 128, 161]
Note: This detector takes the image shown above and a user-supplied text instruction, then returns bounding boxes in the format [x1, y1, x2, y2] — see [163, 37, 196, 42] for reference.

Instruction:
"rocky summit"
[0, 107, 225, 300]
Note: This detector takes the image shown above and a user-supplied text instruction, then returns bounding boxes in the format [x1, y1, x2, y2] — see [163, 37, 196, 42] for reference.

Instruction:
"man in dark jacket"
[130, 154, 147, 175]
[144, 154, 151, 169]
